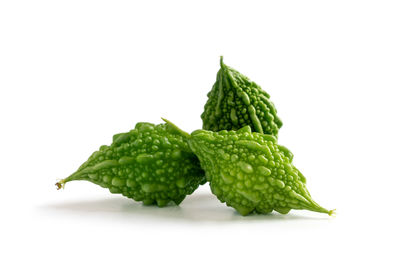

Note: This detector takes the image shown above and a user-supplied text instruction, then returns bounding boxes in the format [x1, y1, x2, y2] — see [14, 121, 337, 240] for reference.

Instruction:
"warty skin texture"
[163, 119, 333, 216]
[201, 57, 282, 136]
[56, 122, 206, 207]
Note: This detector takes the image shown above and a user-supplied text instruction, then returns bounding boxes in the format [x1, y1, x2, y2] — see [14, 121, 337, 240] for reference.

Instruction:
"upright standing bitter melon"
[163, 119, 333, 216]
[201, 57, 282, 136]
[56, 122, 206, 207]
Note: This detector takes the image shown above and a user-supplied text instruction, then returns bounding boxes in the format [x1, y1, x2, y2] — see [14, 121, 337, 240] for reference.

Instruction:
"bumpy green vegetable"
[56, 122, 206, 207]
[164, 119, 333, 216]
[201, 57, 282, 136]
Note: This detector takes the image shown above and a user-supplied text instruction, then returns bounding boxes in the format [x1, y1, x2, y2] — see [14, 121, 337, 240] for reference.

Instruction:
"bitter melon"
[56, 122, 206, 207]
[201, 57, 282, 136]
[164, 119, 333, 216]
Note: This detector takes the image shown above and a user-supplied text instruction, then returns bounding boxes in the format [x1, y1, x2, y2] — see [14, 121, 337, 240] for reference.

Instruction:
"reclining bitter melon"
[56, 122, 206, 207]
[164, 119, 333, 216]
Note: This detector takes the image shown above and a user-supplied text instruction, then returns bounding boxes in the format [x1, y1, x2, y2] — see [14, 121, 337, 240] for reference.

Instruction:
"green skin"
[163, 119, 333, 216]
[201, 57, 282, 136]
[56, 122, 206, 207]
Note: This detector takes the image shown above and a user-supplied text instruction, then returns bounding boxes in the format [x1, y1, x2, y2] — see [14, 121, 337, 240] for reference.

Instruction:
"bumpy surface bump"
[201, 57, 282, 136]
[186, 126, 332, 216]
[57, 122, 206, 206]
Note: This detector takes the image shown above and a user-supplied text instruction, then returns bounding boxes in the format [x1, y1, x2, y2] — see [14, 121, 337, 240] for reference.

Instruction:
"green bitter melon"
[201, 57, 282, 136]
[164, 119, 333, 216]
[56, 122, 206, 207]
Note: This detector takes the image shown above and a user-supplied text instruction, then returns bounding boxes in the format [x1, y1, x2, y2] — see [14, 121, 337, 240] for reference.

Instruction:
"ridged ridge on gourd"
[59, 122, 206, 207]
[201, 57, 282, 136]
[187, 126, 332, 216]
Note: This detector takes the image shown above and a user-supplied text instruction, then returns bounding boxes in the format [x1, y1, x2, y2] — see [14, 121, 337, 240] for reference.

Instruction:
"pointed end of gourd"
[299, 195, 335, 217]
[312, 206, 336, 217]
[55, 179, 66, 190]
[161, 118, 191, 139]
[161, 117, 170, 124]
[220, 56, 224, 67]
[328, 209, 336, 217]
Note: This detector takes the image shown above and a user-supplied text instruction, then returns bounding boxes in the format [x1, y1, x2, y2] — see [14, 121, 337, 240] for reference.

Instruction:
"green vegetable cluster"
[57, 57, 333, 217]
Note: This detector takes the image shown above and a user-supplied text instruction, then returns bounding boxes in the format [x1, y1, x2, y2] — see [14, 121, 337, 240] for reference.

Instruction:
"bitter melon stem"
[161, 118, 191, 139]
[220, 56, 224, 67]
[55, 180, 66, 190]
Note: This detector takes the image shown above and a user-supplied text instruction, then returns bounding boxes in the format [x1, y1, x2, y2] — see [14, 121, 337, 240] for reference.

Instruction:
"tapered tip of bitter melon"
[220, 56, 224, 67]
[301, 196, 335, 216]
[161, 118, 191, 139]
[328, 209, 336, 217]
[55, 180, 66, 190]
[314, 207, 336, 217]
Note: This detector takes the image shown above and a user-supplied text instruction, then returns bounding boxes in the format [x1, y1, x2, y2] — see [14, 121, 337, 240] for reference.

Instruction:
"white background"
[1, 1, 399, 266]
